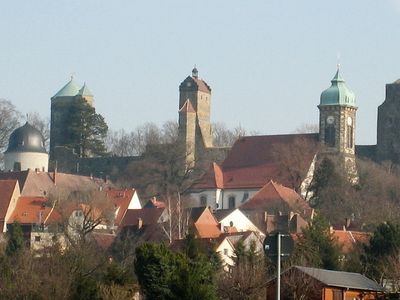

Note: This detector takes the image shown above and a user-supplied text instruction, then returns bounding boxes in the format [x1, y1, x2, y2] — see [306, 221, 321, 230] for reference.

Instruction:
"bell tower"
[318, 67, 357, 177]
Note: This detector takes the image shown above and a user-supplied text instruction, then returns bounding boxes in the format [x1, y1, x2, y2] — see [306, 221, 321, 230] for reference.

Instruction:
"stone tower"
[178, 68, 213, 166]
[376, 80, 400, 163]
[50, 77, 94, 160]
[318, 67, 357, 176]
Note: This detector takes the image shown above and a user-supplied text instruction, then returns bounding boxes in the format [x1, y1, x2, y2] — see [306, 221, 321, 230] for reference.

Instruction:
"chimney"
[52, 169, 57, 185]
[137, 218, 143, 229]
[345, 218, 351, 229]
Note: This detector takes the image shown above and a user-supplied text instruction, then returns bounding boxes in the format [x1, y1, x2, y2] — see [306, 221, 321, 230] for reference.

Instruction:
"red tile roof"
[189, 207, 221, 238]
[0, 180, 19, 231]
[105, 189, 135, 226]
[241, 180, 313, 219]
[192, 133, 318, 190]
[120, 208, 165, 228]
[331, 229, 371, 254]
[0, 170, 112, 197]
[9, 197, 61, 225]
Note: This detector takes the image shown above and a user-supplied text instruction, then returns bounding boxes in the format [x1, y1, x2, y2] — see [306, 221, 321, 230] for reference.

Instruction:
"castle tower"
[4, 122, 49, 172]
[50, 77, 93, 160]
[178, 68, 213, 166]
[377, 80, 400, 163]
[318, 67, 357, 176]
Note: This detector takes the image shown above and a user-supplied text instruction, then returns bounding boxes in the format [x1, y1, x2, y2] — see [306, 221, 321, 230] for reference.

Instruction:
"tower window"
[325, 126, 335, 147]
[347, 125, 353, 148]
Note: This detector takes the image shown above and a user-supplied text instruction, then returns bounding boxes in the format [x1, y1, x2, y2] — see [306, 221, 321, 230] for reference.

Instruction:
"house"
[213, 208, 264, 237]
[0, 179, 20, 232]
[7, 196, 63, 251]
[267, 266, 384, 300]
[189, 134, 318, 210]
[330, 227, 371, 254]
[105, 188, 141, 229]
[0, 169, 113, 197]
[189, 207, 221, 238]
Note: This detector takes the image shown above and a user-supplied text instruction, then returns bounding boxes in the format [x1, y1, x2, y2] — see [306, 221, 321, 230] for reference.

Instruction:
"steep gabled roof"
[0, 180, 19, 231]
[192, 133, 318, 190]
[105, 189, 135, 226]
[241, 180, 313, 219]
[189, 207, 221, 238]
[331, 229, 371, 254]
[223, 133, 318, 169]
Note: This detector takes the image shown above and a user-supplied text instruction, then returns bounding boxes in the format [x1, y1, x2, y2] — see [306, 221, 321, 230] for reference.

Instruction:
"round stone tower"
[4, 122, 49, 172]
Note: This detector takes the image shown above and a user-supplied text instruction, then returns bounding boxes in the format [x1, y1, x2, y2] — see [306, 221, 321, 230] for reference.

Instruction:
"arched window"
[228, 196, 236, 209]
[346, 125, 353, 148]
[200, 195, 207, 207]
[13, 162, 21, 171]
[325, 126, 335, 147]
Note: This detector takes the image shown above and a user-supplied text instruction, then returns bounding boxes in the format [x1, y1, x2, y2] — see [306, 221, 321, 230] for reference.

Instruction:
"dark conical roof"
[5, 122, 47, 154]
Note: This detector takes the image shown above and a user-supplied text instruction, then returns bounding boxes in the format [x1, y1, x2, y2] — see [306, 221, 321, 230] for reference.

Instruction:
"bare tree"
[0, 99, 22, 151]
[26, 111, 50, 150]
[212, 122, 255, 147]
[48, 188, 114, 245]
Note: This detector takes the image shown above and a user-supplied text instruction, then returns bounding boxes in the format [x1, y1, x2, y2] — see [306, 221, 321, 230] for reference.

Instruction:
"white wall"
[190, 188, 259, 210]
[4, 152, 49, 172]
[220, 209, 264, 236]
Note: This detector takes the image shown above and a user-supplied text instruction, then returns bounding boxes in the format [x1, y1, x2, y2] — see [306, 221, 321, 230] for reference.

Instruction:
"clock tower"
[318, 67, 357, 178]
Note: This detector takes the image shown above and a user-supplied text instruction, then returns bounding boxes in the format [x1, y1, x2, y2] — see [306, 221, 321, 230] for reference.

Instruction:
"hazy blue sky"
[1, 1, 400, 145]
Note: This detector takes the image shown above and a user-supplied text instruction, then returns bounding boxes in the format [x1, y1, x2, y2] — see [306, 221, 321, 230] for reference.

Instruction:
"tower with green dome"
[318, 67, 357, 176]
[50, 77, 94, 160]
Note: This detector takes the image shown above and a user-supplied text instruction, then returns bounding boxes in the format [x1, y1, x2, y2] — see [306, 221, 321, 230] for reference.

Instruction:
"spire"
[77, 82, 93, 97]
[52, 77, 80, 99]
[331, 64, 345, 83]
[192, 66, 198, 79]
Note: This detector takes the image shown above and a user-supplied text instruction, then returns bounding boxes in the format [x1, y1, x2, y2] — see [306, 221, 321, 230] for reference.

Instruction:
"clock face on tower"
[327, 115, 335, 125]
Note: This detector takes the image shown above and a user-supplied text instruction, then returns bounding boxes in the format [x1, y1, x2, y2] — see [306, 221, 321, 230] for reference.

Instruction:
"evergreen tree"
[292, 215, 341, 270]
[67, 98, 108, 157]
[6, 222, 25, 256]
[362, 222, 400, 280]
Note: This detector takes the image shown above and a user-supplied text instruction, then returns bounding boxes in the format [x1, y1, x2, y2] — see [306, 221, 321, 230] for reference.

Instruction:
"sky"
[1, 1, 400, 145]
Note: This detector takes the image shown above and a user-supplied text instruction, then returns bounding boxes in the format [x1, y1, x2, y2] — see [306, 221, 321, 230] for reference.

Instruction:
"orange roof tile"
[192, 134, 318, 190]
[0, 170, 113, 197]
[195, 224, 221, 238]
[241, 181, 313, 219]
[332, 229, 371, 254]
[9, 197, 61, 225]
[0, 180, 19, 231]
[105, 189, 135, 226]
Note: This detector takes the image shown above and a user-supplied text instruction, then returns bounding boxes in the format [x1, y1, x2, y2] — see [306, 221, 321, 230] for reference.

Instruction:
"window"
[200, 195, 207, 207]
[346, 125, 353, 148]
[223, 248, 228, 255]
[242, 192, 249, 203]
[228, 196, 236, 209]
[325, 125, 335, 147]
[34, 236, 41, 242]
[332, 290, 343, 300]
[13, 162, 21, 171]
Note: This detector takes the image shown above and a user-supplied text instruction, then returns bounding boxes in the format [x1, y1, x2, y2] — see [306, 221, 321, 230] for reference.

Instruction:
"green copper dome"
[52, 78, 80, 99]
[320, 69, 356, 107]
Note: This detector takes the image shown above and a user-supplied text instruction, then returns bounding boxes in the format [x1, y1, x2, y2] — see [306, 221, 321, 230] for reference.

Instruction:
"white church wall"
[4, 152, 49, 172]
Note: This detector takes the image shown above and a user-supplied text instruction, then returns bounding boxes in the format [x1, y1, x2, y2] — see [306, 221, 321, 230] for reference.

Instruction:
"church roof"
[52, 78, 80, 99]
[320, 68, 356, 107]
[77, 83, 93, 97]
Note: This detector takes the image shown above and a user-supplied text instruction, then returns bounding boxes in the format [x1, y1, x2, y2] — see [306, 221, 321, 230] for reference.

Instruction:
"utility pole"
[277, 232, 281, 300]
